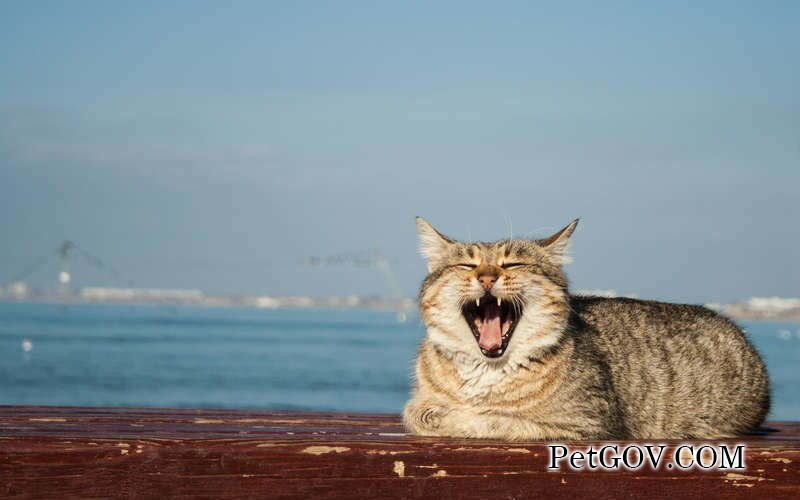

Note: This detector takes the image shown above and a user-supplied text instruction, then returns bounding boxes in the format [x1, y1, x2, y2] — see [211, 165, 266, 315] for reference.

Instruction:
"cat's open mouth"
[462, 295, 520, 358]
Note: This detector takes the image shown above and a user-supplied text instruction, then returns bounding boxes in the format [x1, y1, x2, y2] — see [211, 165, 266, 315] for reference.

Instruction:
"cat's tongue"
[478, 301, 502, 351]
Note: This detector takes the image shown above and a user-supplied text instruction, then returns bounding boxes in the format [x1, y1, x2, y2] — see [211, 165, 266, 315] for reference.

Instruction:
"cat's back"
[568, 295, 769, 438]
[570, 295, 735, 339]
[569, 295, 760, 372]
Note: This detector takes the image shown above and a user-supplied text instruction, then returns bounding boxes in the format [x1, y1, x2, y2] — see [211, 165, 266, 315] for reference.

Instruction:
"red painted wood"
[1, 406, 798, 499]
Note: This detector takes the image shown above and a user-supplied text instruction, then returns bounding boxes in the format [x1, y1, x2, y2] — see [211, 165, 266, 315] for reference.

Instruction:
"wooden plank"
[1, 406, 798, 499]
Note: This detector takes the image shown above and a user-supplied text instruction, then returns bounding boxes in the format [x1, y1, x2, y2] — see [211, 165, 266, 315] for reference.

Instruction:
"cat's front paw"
[403, 401, 448, 434]
[418, 406, 443, 429]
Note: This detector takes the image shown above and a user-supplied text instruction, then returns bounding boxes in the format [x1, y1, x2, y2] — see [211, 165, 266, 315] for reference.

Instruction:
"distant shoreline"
[1, 295, 799, 321]
[0, 296, 413, 312]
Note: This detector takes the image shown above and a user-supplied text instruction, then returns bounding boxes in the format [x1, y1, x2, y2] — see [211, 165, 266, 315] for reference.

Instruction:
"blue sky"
[1, 1, 798, 303]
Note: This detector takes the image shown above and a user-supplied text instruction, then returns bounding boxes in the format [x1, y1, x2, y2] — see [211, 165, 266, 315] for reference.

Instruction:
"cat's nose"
[478, 274, 497, 291]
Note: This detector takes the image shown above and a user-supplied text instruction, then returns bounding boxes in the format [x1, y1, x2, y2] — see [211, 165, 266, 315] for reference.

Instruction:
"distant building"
[324, 295, 361, 307]
[0, 282, 30, 299]
[575, 289, 618, 298]
[746, 297, 800, 313]
[80, 287, 205, 303]
[709, 297, 800, 320]
[280, 296, 316, 308]
[574, 289, 638, 299]
[252, 296, 280, 309]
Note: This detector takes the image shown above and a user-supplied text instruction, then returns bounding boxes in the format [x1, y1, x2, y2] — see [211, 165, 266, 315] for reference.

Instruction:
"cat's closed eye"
[456, 264, 478, 269]
[501, 263, 525, 269]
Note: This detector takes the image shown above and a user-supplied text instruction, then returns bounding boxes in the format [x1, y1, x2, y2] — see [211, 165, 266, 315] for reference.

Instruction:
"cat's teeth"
[497, 297, 501, 306]
[476, 297, 480, 307]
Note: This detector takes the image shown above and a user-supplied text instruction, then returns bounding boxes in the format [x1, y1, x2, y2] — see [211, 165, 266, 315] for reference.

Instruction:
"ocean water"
[1, 302, 798, 420]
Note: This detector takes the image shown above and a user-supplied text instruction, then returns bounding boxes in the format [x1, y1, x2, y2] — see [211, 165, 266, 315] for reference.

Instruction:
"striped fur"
[403, 218, 770, 440]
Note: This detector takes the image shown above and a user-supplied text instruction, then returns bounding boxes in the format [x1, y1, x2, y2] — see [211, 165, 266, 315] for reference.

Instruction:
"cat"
[403, 217, 770, 440]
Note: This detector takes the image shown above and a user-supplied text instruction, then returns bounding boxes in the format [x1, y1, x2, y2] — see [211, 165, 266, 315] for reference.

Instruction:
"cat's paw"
[418, 406, 443, 429]
[403, 401, 449, 434]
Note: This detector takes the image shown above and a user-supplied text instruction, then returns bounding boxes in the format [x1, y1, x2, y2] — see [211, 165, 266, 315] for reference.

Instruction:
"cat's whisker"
[503, 212, 513, 241]
[512, 296, 523, 318]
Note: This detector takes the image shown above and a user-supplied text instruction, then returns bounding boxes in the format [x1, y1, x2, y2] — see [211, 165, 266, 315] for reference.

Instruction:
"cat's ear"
[415, 217, 454, 271]
[539, 219, 579, 265]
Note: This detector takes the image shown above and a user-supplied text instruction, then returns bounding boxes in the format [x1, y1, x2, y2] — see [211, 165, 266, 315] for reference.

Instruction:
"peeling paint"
[28, 418, 66, 422]
[378, 433, 406, 437]
[725, 472, 764, 481]
[768, 458, 791, 464]
[301, 446, 350, 455]
[116, 443, 130, 448]
[446, 446, 531, 453]
[393, 461, 405, 477]
[246, 419, 310, 424]
[366, 449, 404, 455]
[120, 449, 129, 455]
[724, 473, 770, 483]
[431, 470, 447, 477]
[193, 419, 224, 424]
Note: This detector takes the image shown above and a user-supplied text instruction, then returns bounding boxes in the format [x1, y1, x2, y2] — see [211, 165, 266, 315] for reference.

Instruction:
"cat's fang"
[476, 298, 480, 307]
[497, 297, 501, 306]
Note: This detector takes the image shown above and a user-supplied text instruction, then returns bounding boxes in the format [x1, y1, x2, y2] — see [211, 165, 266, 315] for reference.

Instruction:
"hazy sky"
[1, 1, 798, 303]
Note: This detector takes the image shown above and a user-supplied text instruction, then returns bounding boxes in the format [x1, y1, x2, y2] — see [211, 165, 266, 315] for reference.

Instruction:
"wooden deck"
[1, 406, 799, 499]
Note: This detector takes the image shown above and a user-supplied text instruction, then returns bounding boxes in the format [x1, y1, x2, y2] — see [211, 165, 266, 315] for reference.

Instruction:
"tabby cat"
[403, 217, 769, 440]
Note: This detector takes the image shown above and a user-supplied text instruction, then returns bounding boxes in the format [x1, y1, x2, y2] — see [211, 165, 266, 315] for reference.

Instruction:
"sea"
[1, 301, 798, 420]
